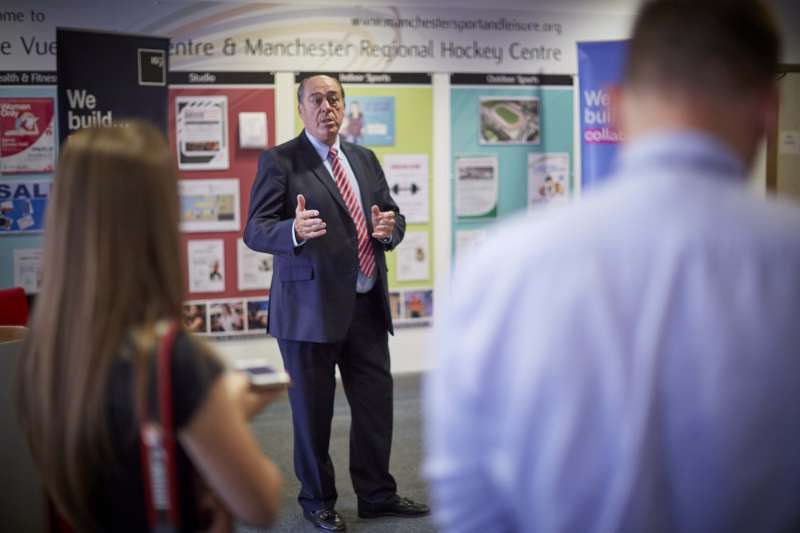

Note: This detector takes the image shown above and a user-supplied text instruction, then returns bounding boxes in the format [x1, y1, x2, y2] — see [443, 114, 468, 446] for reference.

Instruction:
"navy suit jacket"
[244, 131, 405, 343]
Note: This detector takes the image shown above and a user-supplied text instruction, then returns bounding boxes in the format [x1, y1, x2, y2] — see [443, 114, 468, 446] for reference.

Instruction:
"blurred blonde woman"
[17, 122, 283, 532]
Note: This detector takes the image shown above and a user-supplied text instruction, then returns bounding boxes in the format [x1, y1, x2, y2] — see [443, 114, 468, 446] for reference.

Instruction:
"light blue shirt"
[298, 131, 375, 293]
[425, 131, 800, 533]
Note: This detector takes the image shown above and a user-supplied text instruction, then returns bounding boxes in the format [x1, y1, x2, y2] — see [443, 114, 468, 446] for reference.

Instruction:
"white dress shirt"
[425, 131, 800, 533]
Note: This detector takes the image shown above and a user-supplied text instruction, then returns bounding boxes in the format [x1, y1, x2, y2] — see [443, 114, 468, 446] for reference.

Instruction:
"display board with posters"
[450, 73, 574, 259]
[0, 77, 57, 292]
[181, 296, 270, 337]
[294, 72, 434, 325]
[169, 71, 276, 336]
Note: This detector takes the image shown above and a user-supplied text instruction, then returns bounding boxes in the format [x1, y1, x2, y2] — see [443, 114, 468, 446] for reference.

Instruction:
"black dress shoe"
[358, 495, 430, 518]
[304, 509, 346, 531]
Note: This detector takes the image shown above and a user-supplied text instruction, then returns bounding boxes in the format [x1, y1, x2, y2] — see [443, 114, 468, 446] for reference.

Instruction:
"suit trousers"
[277, 286, 398, 512]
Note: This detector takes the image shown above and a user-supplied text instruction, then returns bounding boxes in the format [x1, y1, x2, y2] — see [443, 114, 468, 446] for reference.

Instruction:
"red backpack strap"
[139, 320, 181, 531]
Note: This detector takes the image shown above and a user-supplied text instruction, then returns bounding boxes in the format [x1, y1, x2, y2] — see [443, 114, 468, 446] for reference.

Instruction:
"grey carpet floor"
[240, 372, 437, 533]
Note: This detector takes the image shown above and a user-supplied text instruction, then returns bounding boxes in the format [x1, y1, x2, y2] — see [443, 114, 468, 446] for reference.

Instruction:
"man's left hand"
[370, 205, 396, 240]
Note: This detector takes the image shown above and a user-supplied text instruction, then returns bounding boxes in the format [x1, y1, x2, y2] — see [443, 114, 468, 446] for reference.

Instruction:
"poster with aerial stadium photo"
[479, 97, 540, 145]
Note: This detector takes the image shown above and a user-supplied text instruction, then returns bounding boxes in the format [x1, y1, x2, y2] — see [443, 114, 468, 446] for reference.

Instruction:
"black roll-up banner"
[57, 27, 169, 143]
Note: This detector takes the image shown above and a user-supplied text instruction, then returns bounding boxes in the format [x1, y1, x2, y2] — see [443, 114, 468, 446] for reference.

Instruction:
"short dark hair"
[625, 0, 781, 94]
[297, 74, 345, 103]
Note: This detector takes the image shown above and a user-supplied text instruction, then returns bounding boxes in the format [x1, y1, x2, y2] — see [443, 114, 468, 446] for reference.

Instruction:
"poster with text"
[176, 95, 229, 170]
[188, 239, 225, 293]
[455, 155, 498, 218]
[179, 178, 240, 232]
[13, 248, 43, 294]
[578, 40, 628, 189]
[0, 180, 49, 233]
[238, 111, 268, 149]
[342, 95, 395, 146]
[57, 28, 168, 141]
[528, 153, 569, 209]
[383, 154, 429, 224]
[479, 97, 540, 144]
[779, 131, 800, 155]
[0, 98, 55, 175]
[237, 238, 273, 291]
[396, 231, 429, 282]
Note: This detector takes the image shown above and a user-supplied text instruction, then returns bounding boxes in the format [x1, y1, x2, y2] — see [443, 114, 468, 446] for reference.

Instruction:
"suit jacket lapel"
[298, 132, 349, 215]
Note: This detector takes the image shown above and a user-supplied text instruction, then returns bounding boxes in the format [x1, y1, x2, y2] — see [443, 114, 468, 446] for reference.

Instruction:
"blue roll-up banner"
[577, 40, 628, 190]
[56, 27, 169, 143]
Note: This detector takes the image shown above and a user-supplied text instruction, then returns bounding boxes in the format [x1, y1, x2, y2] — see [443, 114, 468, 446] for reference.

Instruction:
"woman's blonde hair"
[17, 121, 185, 529]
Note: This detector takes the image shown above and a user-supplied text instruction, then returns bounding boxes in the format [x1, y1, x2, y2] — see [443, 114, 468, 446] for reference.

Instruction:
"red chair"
[0, 287, 29, 325]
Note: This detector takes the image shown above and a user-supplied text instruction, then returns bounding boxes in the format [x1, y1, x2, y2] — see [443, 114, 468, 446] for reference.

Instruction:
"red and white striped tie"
[328, 147, 375, 278]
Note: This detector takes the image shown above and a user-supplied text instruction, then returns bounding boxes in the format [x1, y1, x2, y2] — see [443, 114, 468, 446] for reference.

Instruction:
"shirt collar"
[304, 130, 341, 161]
[617, 130, 747, 180]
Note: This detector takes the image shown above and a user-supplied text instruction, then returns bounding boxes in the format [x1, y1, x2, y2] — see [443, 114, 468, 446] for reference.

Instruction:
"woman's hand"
[224, 371, 287, 421]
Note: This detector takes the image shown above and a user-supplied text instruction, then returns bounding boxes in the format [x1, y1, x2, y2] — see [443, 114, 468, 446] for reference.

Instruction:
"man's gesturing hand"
[370, 205, 396, 240]
[294, 194, 327, 241]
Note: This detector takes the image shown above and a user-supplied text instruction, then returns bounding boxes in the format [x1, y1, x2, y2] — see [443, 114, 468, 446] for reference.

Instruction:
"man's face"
[299, 75, 345, 145]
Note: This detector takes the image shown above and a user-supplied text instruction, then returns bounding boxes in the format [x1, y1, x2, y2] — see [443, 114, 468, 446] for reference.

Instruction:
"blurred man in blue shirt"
[425, 1, 800, 532]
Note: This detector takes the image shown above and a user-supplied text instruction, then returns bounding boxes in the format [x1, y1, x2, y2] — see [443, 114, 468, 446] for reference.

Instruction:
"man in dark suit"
[244, 74, 429, 531]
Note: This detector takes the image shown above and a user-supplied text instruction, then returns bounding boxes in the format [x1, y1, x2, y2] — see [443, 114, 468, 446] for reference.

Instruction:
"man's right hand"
[293, 194, 327, 241]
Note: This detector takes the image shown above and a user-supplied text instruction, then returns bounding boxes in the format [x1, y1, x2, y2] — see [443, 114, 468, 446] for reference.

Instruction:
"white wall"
[213, 326, 433, 373]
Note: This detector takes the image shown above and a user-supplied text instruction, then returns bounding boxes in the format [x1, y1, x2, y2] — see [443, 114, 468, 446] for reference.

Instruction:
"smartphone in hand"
[235, 359, 291, 391]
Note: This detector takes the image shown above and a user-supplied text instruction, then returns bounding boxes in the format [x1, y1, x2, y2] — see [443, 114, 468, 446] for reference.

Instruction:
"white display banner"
[0, 2, 632, 73]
